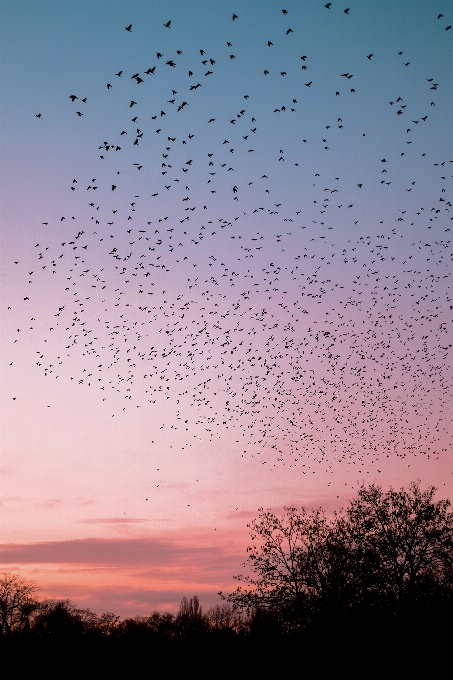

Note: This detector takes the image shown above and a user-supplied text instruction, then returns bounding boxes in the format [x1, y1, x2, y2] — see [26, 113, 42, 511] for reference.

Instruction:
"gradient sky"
[1, 0, 452, 617]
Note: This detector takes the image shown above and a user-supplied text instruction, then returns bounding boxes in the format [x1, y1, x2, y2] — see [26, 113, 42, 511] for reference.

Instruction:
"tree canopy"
[0, 573, 39, 635]
[221, 481, 453, 631]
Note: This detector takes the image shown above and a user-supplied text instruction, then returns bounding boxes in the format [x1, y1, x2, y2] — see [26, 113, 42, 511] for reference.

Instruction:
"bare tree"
[347, 480, 453, 611]
[32, 598, 115, 638]
[0, 572, 40, 635]
[97, 611, 120, 636]
[176, 595, 207, 635]
[205, 603, 249, 633]
[221, 481, 453, 630]
[220, 506, 356, 630]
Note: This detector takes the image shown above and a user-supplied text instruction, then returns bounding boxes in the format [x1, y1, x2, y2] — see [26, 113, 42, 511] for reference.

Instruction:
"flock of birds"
[12, 7, 452, 476]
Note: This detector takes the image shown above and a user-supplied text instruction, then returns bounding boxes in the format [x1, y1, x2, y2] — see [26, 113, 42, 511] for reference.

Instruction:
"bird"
[125, 24, 132, 31]
[9, 5, 451, 494]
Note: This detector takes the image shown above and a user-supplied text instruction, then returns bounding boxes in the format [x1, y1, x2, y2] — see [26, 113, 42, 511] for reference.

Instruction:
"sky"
[1, 0, 452, 617]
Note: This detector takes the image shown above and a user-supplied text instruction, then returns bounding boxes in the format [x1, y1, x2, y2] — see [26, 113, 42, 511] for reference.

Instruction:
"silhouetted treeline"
[1, 482, 452, 666]
[0, 586, 250, 642]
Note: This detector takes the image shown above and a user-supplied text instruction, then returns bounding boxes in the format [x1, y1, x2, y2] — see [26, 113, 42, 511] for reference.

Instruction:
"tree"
[220, 506, 352, 630]
[346, 480, 453, 612]
[205, 604, 248, 634]
[115, 612, 175, 640]
[144, 611, 175, 638]
[32, 599, 99, 638]
[0, 573, 40, 635]
[97, 611, 120, 637]
[175, 595, 207, 636]
[221, 481, 453, 631]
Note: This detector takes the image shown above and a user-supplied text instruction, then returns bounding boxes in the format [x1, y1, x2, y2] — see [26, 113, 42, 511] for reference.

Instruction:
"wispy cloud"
[80, 518, 149, 524]
[0, 536, 243, 572]
[0, 535, 246, 616]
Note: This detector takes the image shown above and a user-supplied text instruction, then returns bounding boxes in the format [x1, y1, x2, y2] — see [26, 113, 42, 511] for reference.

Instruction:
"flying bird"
[10, 6, 452, 491]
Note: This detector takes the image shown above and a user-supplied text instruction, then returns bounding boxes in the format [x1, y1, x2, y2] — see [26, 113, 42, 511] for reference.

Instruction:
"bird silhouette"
[9, 4, 451, 485]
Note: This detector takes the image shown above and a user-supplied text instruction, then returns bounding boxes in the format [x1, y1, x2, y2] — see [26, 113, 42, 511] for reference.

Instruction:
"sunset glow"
[1, 0, 452, 618]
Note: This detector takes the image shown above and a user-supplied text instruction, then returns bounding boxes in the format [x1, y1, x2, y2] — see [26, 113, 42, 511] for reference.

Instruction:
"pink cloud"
[0, 536, 243, 573]
[0, 496, 21, 508]
[39, 498, 63, 508]
[80, 518, 149, 524]
[0, 535, 248, 617]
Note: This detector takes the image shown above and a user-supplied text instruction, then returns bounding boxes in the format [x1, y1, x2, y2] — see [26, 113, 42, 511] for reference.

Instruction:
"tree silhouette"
[347, 480, 453, 613]
[0, 573, 39, 635]
[205, 603, 251, 638]
[176, 595, 207, 636]
[221, 481, 453, 631]
[32, 599, 99, 638]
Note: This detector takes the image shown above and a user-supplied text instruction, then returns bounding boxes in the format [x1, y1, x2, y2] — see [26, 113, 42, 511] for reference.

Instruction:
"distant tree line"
[1, 482, 452, 646]
[0, 576, 248, 641]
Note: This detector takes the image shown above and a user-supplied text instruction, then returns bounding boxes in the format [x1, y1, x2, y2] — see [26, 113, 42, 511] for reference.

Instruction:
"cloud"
[0, 536, 247, 617]
[39, 498, 63, 508]
[0, 496, 21, 508]
[0, 536, 243, 574]
[80, 518, 149, 524]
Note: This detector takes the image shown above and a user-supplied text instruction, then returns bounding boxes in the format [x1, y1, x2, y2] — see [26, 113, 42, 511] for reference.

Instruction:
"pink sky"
[2, 374, 450, 616]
